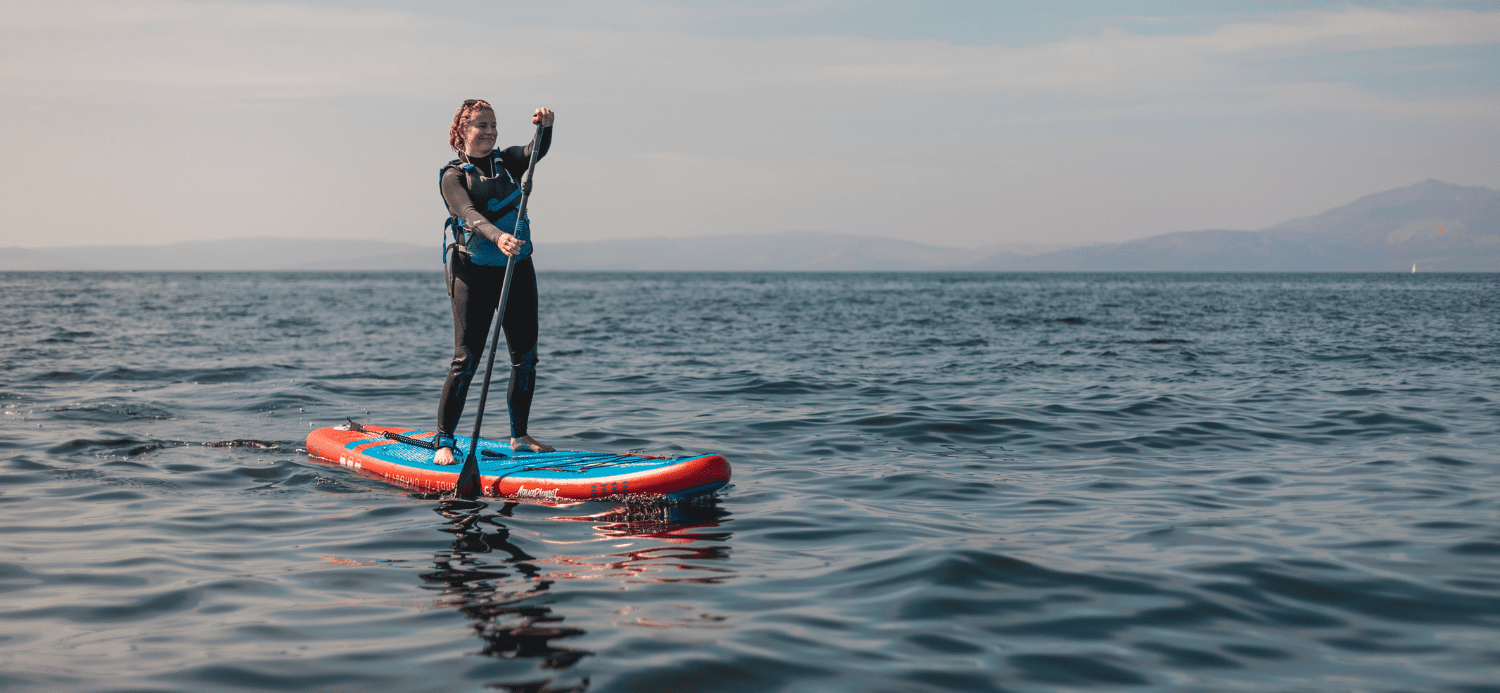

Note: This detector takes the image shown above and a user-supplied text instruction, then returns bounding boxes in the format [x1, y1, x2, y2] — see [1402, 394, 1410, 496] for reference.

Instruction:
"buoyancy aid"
[439, 152, 533, 268]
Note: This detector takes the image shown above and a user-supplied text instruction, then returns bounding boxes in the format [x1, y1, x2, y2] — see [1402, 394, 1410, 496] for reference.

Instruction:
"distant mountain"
[973, 180, 1500, 272]
[1260, 179, 1500, 271]
[0, 232, 1052, 272]
[0, 238, 434, 271]
[4, 180, 1495, 271]
[534, 232, 1059, 271]
[970, 229, 1327, 272]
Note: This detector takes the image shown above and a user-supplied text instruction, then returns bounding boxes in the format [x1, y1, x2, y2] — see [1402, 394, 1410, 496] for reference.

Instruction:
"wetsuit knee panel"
[451, 347, 480, 377]
[511, 347, 538, 373]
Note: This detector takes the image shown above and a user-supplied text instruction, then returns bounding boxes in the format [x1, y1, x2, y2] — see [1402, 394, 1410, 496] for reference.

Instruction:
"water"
[3, 271, 1499, 693]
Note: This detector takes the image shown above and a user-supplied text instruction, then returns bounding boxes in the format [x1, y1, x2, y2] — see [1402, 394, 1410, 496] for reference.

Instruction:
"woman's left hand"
[532, 108, 554, 127]
[497, 232, 525, 257]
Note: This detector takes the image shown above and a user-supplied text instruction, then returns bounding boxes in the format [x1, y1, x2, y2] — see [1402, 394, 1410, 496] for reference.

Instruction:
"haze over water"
[3, 271, 1499, 692]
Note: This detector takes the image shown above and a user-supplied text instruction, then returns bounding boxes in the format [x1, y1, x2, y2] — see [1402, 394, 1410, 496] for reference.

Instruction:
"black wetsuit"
[437, 127, 551, 444]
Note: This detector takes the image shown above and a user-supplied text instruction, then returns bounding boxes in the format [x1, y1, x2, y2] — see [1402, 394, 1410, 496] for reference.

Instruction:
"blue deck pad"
[348, 431, 704, 480]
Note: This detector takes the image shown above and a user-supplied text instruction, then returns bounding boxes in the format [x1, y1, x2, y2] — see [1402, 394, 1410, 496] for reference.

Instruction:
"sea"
[2, 271, 1498, 693]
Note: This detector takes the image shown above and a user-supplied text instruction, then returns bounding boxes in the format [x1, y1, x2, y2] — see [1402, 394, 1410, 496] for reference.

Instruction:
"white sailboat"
[1411, 262, 1417, 274]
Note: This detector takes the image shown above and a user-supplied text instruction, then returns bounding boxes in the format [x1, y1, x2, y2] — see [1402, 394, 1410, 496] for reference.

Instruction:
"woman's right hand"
[497, 233, 526, 257]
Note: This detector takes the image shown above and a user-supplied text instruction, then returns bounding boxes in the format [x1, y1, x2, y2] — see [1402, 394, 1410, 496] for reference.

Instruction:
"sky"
[2, 0, 1498, 251]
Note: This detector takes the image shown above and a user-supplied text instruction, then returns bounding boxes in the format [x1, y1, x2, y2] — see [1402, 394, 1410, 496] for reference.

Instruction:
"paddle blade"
[451, 451, 482, 499]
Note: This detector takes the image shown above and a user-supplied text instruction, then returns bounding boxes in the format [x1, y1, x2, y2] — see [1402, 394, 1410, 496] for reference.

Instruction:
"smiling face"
[461, 108, 498, 158]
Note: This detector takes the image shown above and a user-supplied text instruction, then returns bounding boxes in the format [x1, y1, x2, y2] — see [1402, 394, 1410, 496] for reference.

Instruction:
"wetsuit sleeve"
[439, 168, 506, 243]
[498, 125, 551, 180]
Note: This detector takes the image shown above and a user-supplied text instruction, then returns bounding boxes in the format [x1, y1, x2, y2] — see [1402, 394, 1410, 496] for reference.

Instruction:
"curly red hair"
[448, 99, 493, 152]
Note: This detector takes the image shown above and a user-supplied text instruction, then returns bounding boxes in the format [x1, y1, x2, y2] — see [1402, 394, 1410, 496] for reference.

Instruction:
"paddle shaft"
[453, 121, 547, 497]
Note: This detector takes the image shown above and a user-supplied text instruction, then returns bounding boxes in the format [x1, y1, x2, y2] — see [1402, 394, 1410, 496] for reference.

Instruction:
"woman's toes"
[512, 436, 555, 452]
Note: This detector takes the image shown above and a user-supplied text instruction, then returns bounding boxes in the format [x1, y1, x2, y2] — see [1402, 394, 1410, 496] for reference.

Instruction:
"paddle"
[452, 120, 547, 499]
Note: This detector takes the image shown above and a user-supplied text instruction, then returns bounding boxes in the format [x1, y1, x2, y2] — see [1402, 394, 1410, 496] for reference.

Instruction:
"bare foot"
[511, 435, 555, 453]
[434, 447, 457, 465]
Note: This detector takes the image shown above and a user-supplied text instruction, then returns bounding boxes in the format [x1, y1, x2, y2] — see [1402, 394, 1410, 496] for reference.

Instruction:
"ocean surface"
[2, 271, 1499, 693]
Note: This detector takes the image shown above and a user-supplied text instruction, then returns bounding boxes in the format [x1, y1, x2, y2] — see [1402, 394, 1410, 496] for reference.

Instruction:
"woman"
[433, 99, 556, 465]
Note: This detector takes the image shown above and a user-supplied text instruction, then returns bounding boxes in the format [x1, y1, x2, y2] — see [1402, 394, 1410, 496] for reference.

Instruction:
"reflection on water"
[547, 503, 734, 585]
[424, 498, 733, 692]
[426, 499, 591, 692]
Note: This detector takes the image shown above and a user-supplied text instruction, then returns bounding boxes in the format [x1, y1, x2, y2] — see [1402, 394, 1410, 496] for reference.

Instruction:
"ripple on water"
[2, 272, 1499, 691]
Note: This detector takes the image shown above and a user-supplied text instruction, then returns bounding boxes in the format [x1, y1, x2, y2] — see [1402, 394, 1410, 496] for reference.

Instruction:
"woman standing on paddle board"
[433, 100, 555, 465]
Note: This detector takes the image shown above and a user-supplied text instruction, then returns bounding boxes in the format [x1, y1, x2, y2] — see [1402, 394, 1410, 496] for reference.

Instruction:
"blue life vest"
[439, 153, 532, 267]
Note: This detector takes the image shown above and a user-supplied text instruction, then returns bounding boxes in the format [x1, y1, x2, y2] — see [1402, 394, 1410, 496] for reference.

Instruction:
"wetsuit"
[437, 126, 552, 446]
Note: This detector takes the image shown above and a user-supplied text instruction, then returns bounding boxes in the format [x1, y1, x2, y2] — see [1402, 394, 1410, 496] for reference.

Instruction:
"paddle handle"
[455, 121, 547, 496]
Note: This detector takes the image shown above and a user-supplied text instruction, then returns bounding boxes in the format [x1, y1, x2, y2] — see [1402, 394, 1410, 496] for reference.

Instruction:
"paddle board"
[305, 422, 730, 501]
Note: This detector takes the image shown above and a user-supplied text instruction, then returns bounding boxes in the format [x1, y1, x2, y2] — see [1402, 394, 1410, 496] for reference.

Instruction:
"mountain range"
[3, 180, 1496, 272]
[977, 179, 1499, 272]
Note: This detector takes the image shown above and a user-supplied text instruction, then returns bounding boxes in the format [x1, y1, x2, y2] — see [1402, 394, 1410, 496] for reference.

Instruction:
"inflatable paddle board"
[306, 422, 730, 501]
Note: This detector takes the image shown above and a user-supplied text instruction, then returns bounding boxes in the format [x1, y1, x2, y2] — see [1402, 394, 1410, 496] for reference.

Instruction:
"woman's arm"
[499, 108, 553, 179]
[440, 168, 512, 249]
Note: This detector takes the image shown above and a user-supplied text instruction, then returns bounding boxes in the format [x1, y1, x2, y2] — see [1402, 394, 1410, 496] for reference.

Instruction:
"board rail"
[306, 424, 730, 501]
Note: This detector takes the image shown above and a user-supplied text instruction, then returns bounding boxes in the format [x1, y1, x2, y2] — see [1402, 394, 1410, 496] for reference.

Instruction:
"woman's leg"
[501, 258, 545, 446]
[437, 255, 504, 455]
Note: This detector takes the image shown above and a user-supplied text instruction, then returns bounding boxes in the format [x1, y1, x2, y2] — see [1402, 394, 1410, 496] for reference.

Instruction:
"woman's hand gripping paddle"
[452, 121, 547, 499]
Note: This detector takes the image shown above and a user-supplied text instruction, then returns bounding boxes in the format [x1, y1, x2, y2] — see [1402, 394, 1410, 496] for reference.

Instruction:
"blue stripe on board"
[346, 430, 706, 480]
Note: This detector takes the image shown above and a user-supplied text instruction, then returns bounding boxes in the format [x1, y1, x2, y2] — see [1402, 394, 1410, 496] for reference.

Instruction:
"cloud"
[1, 2, 1496, 249]
[1, 1, 462, 100]
[4, 2, 1496, 110]
[779, 8, 1500, 117]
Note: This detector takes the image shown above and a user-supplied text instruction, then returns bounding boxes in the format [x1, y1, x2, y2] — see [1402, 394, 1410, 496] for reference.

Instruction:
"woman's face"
[461, 109, 497, 157]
